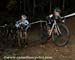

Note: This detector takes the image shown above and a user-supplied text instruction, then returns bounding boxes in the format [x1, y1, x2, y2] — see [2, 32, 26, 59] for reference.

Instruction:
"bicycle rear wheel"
[52, 23, 70, 47]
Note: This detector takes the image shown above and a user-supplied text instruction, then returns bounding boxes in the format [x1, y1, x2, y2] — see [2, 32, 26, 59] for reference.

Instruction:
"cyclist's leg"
[24, 32, 29, 47]
[54, 27, 58, 33]
[54, 25, 61, 35]
[23, 28, 29, 47]
[19, 31, 22, 39]
[47, 24, 52, 36]
[24, 26, 28, 40]
[24, 32, 27, 40]
[18, 31, 23, 47]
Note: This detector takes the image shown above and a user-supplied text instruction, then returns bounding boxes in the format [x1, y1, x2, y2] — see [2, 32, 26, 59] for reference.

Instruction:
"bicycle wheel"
[52, 23, 70, 47]
[40, 26, 49, 44]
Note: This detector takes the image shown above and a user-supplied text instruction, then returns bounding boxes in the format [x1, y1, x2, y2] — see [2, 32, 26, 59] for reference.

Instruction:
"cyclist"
[40, 8, 62, 48]
[15, 15, 30, 47]
[47, 8, 62, 36]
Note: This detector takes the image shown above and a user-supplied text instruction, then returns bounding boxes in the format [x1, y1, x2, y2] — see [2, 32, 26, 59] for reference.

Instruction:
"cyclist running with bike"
[15, 15, 30, 47]
[41, 8, 64, 47]
[47, 8, 64, 37]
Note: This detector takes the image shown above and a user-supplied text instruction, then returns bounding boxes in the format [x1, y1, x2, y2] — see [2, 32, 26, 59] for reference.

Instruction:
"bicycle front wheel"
[52, 23, 70, 47]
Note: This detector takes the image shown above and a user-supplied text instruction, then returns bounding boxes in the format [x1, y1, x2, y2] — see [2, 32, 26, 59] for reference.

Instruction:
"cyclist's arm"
[58, 16, 65, 23]
[23, 20, 30, 26]
[23, 20, 30, 31]
[25, 20, 29, 25]
[47, 14, 53, 24]
[15, 20, 22, 27]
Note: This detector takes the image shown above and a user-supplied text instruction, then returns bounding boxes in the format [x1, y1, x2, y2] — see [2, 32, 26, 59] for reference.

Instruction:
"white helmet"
[21, 15, 27, 19]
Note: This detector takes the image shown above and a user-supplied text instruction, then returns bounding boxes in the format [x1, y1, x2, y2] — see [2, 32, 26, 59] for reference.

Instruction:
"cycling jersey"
[48, 14, 61, 24]
[15, 20, 30, 32]
[47, 14, 61, 28]
[15, 20, 29, 27]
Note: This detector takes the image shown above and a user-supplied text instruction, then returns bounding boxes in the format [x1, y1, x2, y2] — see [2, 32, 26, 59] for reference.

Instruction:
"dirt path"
[0, 17, 75, 60]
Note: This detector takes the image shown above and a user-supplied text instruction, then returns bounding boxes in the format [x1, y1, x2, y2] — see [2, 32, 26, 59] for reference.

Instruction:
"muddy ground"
[0, 17, 75, 60]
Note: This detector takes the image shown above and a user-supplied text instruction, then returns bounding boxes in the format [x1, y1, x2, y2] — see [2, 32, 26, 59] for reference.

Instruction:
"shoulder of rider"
[24, 20, 29, 25]
[46, 14, 53, 20]
[49, 14, 53, 18]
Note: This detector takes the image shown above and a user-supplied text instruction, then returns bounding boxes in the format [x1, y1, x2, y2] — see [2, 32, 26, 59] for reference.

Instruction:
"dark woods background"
[0, 0, 75, 25]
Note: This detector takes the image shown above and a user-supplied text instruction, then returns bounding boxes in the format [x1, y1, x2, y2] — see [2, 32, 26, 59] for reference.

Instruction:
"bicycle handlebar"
[30, 20, 47, 25]
[61, 13, 75, 19]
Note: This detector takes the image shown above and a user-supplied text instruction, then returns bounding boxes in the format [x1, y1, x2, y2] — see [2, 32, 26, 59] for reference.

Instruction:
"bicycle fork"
[49, 23, 55, 36]
[49, 20, 62, 36]
[49, 20, 56, 36]
[55, 24, 62, 36]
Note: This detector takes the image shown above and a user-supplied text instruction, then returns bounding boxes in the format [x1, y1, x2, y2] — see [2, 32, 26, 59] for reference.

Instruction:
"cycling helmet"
[21, 15, 27, 19]
[54, 8, 61, 13]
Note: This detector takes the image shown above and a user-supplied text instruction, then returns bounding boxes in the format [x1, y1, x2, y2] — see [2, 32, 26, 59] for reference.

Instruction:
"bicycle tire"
[52, 23, 70, 47]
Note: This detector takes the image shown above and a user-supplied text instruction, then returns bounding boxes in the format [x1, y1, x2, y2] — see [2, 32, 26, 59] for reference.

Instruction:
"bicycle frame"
[48, 20, 62, 36]
[30, 20, 48, 30]
[48, 12, 75, 36]
[30, 20, 47, 25]
[30, 20, 62, 37]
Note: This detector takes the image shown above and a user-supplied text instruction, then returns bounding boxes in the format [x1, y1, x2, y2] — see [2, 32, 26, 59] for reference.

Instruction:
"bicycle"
[27, 19, 69, 47]
[47, 19, 70, 47]
[41, 13, 75, 47]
